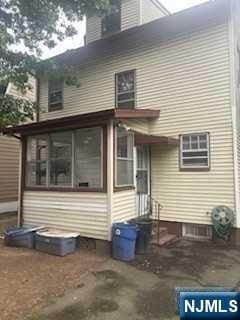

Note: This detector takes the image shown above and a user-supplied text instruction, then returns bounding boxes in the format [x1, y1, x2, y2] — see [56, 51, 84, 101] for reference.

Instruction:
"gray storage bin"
[35, 233, 76, 256]
[4, 227, 35, 249]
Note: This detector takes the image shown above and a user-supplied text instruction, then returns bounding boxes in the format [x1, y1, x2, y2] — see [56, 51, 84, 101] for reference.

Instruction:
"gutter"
[229, 0, 240, 228]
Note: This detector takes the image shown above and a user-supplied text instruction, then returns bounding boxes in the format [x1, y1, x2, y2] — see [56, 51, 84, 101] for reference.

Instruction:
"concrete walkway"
[28, 240, 240, 320]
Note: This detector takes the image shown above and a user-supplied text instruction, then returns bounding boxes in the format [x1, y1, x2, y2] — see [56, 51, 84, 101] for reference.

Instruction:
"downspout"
[18, 136, 26, 227]
[107, 120, 114, 241]
[229, 1, 240, 228]
[36, 77, 40, 123]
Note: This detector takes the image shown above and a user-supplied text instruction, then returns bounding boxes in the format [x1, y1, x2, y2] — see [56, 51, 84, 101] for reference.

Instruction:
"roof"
[135, 132, 179, 146]
[46, 0, 229, 68]
[2, 109, 160, 136]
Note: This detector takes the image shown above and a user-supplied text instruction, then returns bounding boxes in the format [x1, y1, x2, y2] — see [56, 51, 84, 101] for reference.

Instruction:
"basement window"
[180, 133, 210, 170]
[182, 223, 212, 241]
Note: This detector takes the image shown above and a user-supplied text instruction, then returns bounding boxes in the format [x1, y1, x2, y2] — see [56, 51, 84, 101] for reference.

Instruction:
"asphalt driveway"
[27, 240, 240, 320]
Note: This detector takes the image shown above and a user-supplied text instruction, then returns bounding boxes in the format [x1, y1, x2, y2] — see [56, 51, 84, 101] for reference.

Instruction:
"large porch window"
[26, 126, 104, 190]
[115, 127, 134, 187]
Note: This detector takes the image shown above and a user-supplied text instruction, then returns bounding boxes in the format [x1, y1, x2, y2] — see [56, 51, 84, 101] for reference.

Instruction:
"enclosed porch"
[2, 109, 178, 243]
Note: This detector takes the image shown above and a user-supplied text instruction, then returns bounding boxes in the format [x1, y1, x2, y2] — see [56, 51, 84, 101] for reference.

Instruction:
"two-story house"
[3, 0, 240, 244]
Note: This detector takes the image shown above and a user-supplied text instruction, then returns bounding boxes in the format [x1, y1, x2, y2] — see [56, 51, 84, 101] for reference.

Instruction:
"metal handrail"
[138, 193, 163, 244]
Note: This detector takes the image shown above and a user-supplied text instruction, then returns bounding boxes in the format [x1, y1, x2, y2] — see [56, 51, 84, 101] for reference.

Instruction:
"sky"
[42, 0, 209, 59]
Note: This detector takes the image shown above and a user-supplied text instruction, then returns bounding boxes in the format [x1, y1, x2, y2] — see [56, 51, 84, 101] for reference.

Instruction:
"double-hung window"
[180, 133, 210, 169]
[48, 79, 63, 112]
[115, 127, 134, 187]
[116, 70, 135, 109]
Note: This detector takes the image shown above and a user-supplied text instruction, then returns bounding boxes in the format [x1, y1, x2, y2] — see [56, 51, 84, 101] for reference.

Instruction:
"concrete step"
[152, 227, 168, 238]
[151, 234, 178, 247]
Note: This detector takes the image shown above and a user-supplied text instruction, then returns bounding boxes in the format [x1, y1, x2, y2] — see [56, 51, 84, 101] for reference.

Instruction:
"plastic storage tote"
[35, 230, 78, 256]
[112, 223, 138, 262]
[4, 227, 36, 249]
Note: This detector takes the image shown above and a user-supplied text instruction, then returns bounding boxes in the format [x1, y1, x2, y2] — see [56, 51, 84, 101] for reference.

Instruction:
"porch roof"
[135, 133, 179, 146]
[1, 108, 160, 136]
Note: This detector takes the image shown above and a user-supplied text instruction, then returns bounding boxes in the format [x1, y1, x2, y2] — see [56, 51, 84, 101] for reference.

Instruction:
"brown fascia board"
[45, 0, 229, 69]
[135, 133, 179, 146]
[1, 108, 160, 136]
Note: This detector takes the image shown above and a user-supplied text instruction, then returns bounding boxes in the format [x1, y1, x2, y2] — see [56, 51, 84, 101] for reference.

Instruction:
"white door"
[136, 146, 150, 216]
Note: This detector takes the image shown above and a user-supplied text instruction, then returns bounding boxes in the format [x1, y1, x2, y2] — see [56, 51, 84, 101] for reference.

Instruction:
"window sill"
[24, 186, 106, 193]
[114, 186, 135, 192]
[179, 167, 210, 172]
[48, 104, 63, 112]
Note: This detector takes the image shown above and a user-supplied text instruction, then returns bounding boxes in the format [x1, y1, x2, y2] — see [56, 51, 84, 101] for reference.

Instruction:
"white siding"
[112, 190, 136, 222]
[141, 0, 167, 25]
[23, 191, 108, 240]
[86, 16, 102, 44]
[7, 77, 36, 102]
[121, 0, 140, 31]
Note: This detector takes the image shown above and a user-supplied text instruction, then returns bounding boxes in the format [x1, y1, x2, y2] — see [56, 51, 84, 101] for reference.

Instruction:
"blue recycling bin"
[112, 223, 138, 261]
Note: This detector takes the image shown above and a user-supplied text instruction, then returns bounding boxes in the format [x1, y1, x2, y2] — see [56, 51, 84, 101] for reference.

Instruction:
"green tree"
[0, 0, 112, 127]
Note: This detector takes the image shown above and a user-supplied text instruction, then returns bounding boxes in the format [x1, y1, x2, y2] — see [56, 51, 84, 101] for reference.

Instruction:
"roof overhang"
[135, 132, 179, 146]
[1, 108, 160, 136]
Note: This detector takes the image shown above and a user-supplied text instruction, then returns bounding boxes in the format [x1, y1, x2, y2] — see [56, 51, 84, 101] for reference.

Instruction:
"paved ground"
[27, 240, 240, 320]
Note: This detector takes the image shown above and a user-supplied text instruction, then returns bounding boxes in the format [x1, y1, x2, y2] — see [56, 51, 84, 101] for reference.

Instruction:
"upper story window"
[102, 0, 121, 36]
[180, 133, 210, 170]
[48, 79, 63, 112]
[116, 70, 136, 109]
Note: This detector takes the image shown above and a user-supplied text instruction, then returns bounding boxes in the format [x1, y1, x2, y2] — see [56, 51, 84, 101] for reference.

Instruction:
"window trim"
[48, 79, 64, 112]
[114, 126, 135, 190]
[115, 70, 136, 109]
[179, 132, 210, 171]
[24, 125, 107, 193]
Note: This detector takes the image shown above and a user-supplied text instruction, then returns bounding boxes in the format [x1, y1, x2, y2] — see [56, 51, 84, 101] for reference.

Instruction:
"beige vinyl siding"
[121, 0, 140, 31]
[86, 16, 102, 44]
[148, 20, 234, 225]
[112, 190, 136, 222]
[141, 0, 167, 24]
[0, 136, 19, 203]
[38, 18, 234, 226]
[39, 22, 229, 122]
[231, 0, 240, 227]
[121, 119, 149, 134]
[23, 191, 108, 240]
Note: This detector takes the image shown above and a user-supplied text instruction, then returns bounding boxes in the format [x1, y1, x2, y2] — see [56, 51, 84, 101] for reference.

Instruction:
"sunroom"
[2, 108, 178, 242]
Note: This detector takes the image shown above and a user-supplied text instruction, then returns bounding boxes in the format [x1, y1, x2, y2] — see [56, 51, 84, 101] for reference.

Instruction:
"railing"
[137, 193, 163, 244]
